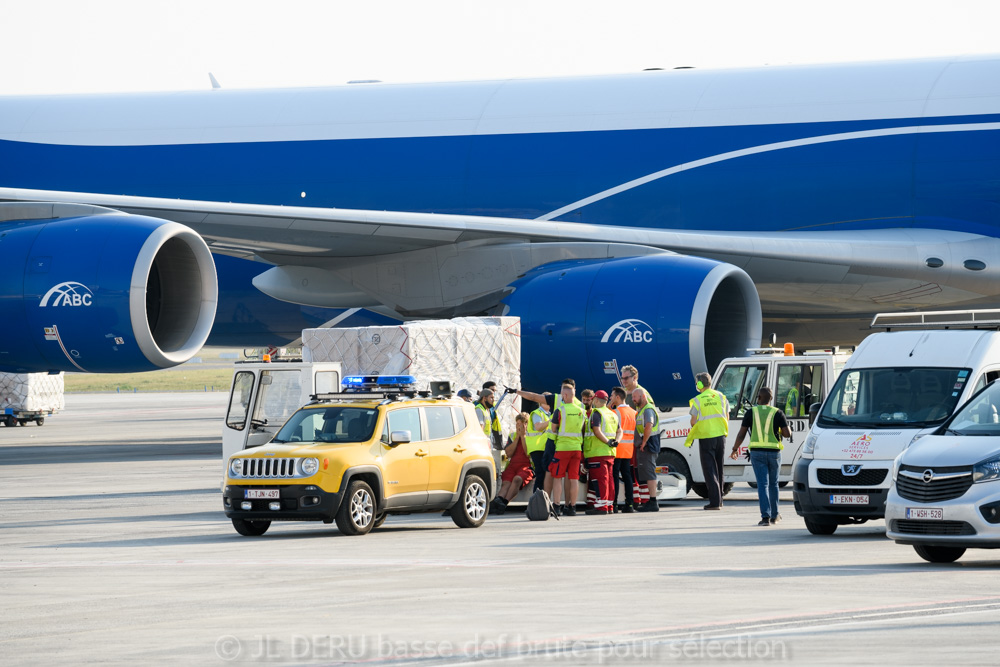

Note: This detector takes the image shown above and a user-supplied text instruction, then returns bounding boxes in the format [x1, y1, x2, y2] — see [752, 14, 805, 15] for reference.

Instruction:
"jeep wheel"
[336, 480, 376, 535]
[232, 518, 270, 536]
[451, 474, 488, 528]
[373, 512, 387, 529]
[804, 518, 837, 535]
[914, 545, 966, 563]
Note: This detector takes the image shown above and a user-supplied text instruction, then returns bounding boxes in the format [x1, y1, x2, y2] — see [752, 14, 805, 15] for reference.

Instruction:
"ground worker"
[609, 386, 637, 513]
[731, 387, 791, 526]
[620, 365, 655, 409]
[474, 388, 504, 450]
[632, 387, 660, 512]
[783, 368, 807, 417]
[580, 389, 596, 508]
[491, 412, 535, 515]
[514, 380, 582, 476]
[545, 382, 587, 515]
[526, 392, 553, 492]
[457, 388, 474, 402]
[584, 390, 621, 515]
[685, 372, 731, 510]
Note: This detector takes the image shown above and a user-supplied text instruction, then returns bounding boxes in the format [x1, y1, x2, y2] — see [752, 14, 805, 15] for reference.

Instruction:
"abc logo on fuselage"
[39, 282, 95, 307]
[600, 318, 654, 344]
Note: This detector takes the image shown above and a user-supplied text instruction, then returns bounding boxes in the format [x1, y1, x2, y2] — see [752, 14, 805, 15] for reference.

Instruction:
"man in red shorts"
[544, 382, 587, 516]
[491, 412, 535, 515]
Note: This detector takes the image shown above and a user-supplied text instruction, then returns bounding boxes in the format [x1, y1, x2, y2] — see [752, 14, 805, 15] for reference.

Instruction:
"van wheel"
[914, 545, 966, 563]
[336, 480, 376, 535]
[778, 481, 789, 488]
[451, 474, 488, 528]
[748, 481, 758, 488]
[656, 451, 691, 493]
[805, 518, 837, 535]
[232, 519, 270, 536]
[691, 482, 734, 499]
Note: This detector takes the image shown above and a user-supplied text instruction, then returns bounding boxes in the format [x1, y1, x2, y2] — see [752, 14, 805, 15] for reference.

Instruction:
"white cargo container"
[0, 372, 64, 426]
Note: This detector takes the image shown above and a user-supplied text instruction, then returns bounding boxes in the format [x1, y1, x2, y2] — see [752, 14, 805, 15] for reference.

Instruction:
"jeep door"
[422, 406, 467, 502]
[379, 407, 429, 508]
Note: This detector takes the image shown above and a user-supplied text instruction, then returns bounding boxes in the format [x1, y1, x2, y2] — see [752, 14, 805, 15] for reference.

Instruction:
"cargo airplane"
[1, 55, 998, 405]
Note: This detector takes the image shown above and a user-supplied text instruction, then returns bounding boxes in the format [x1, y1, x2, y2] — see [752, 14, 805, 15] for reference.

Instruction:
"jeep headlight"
[801, 432, 818, 459]
[301, 457, 320, 476]
[229, 458, 244, 477]
[973, 454, 1000, 483]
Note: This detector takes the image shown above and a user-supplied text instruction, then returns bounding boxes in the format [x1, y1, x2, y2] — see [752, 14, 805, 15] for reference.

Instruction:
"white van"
[793, 312, 1000, 535]
[886, 378, 1000, 562]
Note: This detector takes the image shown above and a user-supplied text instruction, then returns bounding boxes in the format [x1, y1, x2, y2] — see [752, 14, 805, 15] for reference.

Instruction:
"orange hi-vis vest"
[614, 404, 637, 459]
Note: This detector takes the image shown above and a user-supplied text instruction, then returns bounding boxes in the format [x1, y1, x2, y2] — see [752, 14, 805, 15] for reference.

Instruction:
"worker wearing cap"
[474, 388, 504, 450]
[609, 386, 637, 513]
[544, 382, 587, 515]
[584, 390, 621, 515]
[457, 388, 474, 402]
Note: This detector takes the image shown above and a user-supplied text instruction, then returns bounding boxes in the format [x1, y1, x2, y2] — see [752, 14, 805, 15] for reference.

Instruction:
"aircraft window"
[424, 407, 456, 440]
[226, 371, 255, 431]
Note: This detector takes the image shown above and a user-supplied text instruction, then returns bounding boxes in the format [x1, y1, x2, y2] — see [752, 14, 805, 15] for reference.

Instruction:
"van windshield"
[272, 406, 379, 443]
[942, 381, 1000, 436]
[818, 367, 971, 429]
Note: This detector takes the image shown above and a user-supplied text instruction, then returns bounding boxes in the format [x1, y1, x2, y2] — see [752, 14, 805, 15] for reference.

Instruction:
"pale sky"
[2, 0, 998, 95]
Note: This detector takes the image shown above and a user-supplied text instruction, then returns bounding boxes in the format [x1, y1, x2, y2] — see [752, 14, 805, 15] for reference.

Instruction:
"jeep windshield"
[817, 367, 971, 429]
[272, 406, 379, 443]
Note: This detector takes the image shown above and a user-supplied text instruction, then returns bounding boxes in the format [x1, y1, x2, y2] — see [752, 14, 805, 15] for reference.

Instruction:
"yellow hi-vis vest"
[749, 405, 783, 450]
[475, 402, 501, 438]
[785, 386, 805, 417]
[634, 404, 660, 440]
[684, 389, 730, 447]
[583, 406, 619, 458]
[526, 407, 550, 454]
[553, 402, 586, 451]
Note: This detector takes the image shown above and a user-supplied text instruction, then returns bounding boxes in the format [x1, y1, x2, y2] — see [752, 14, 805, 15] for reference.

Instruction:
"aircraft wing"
[2, 186, 998, 318]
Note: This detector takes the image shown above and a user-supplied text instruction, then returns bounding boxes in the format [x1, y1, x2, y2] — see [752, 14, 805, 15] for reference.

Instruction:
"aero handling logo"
[39, 282, 94, 307]
[600, 318, 654, 344]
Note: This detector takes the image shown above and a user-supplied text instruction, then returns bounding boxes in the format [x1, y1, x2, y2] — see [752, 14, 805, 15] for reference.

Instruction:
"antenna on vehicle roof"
[209, 73, 222, 90]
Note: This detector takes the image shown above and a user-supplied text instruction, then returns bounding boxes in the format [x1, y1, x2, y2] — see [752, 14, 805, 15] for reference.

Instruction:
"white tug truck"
[656, 345, 851, 499]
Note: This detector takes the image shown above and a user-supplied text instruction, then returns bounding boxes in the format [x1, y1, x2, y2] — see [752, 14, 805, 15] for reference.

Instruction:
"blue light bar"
[342, 375, 417, 390]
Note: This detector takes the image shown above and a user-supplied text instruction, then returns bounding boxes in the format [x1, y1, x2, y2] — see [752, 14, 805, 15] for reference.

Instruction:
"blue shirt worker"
[731, 387, 791, 526]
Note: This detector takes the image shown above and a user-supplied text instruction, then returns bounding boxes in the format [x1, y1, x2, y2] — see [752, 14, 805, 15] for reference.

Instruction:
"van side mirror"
[808, 402, 821, 428]
[388, 430, 411, 446]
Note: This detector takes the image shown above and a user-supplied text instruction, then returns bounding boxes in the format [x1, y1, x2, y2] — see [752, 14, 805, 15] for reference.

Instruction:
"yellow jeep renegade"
[223, 391, 496, 536]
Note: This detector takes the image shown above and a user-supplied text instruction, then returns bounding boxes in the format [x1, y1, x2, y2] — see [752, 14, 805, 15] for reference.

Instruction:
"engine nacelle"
[502, 254, 762, 407]
[0, 212, 217, 373]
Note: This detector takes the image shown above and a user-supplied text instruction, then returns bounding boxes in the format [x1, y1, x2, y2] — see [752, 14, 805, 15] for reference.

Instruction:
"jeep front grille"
[237, 458, 299, 478]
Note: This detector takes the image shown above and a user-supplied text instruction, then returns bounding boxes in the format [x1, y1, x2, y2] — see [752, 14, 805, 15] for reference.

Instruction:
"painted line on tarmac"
[1, 557, 513, 570]
[362, 597, 1000, 665]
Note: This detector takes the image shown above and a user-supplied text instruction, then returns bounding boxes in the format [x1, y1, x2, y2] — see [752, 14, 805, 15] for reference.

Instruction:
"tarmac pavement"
[3, 393, 1000, 665]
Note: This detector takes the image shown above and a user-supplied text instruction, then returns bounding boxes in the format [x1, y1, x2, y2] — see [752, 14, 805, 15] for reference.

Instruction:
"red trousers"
[586, 456, 615, 512]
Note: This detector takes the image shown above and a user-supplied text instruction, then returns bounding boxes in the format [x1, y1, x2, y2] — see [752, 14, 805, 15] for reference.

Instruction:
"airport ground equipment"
[223, 376, 496, 536]
[0, 371, 64, 426]
[795, 310, 1000, 535]
[658, 346, 849, 499]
